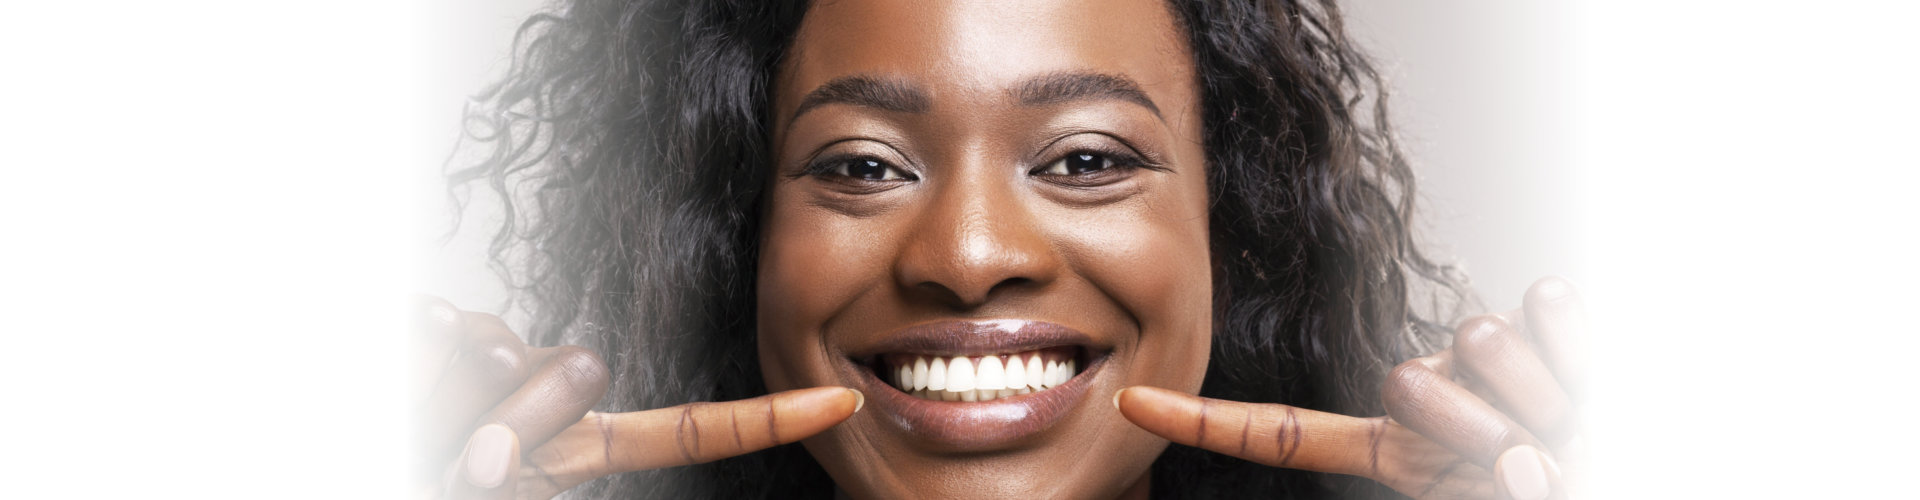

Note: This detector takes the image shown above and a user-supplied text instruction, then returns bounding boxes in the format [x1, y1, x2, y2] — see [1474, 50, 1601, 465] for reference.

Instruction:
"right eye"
[818, 157, 913, 182]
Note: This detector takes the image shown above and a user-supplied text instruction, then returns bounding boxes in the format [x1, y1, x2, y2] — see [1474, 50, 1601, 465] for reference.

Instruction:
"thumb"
[515, 387, 862, 499]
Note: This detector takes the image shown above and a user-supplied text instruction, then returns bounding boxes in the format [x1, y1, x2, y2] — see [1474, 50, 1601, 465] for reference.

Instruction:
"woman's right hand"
[415, 297, 864, 500]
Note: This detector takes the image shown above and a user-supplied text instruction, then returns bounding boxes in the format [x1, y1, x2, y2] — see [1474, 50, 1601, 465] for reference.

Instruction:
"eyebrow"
[791, 75, 931, 121]
[785, 71, 1162, 124]
[1011, 72, 1162, 119]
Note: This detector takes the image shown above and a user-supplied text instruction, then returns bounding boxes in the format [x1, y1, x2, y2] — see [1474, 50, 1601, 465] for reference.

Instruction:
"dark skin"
[757, 0, 1209, 498]
[416, 1, 1585, 498]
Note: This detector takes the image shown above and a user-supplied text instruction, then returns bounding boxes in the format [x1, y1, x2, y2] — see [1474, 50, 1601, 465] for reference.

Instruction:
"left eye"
[830, 158, 910, 181]
[1036, 152, 1116, 176]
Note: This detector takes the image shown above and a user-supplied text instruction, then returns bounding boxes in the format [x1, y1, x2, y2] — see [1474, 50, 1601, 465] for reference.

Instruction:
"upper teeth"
[889, 351, 1079, 402]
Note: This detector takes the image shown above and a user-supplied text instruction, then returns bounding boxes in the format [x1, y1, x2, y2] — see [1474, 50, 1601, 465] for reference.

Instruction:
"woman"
[422, 0, 1585, 498]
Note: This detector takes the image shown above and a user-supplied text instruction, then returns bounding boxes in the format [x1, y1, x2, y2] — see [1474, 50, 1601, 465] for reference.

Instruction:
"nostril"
[987, 277, 1037, 298]
[910, 276, 1042, 310]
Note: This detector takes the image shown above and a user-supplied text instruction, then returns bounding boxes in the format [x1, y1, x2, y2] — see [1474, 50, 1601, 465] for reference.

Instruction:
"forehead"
[775, 0, 1196, 123]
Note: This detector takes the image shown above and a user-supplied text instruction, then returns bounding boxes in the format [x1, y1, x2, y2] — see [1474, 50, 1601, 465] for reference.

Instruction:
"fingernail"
[428, 304, 458, 325]
[464, 424, 513, 489]
[848, 388, 865, 413]
[1112, 387, 1130, 410]
[1539, 449, 1564, 479]
[1500, 445, 1551, 500]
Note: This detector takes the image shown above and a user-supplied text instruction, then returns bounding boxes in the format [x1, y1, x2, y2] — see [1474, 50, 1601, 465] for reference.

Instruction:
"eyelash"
[801, 154, 917, 183]
[802, 147, 1154, 186]
[1029, 147, 1151, 181]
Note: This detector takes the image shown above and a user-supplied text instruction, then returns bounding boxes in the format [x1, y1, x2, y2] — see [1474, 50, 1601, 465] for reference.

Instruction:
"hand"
[414, 297, 864, 499]
[1115, 277, 1586, 499]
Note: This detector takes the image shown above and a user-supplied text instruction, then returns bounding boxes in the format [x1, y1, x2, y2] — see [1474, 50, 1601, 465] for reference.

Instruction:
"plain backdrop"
[4, 1, 1915, 498]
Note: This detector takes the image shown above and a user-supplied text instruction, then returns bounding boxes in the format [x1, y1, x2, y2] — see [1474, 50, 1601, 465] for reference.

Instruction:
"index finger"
[1115, 386, 1384, 478]
[517, 387, 862, 498]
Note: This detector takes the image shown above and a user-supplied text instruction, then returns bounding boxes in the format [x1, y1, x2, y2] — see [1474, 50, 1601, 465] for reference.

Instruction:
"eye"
[817, 157, 913, 182]
[1036, 152, 1117, 177]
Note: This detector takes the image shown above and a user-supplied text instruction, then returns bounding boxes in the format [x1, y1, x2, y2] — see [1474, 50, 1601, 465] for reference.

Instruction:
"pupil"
[1067, 153, 1103, 174]
[848, 159, 885, 180]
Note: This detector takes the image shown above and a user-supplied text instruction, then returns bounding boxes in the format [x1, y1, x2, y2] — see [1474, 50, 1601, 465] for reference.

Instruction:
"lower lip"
[851, 355, 1103, 450]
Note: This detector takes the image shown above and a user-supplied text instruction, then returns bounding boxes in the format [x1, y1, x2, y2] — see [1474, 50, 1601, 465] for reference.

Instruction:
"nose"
[893, 174, 1062, 309]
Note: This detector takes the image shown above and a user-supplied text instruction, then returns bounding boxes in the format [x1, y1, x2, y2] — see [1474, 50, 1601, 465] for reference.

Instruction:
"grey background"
[415, 0, 1583, 322]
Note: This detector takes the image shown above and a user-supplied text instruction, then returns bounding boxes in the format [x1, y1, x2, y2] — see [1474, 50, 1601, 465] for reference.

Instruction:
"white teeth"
[912, 357, 930, 391]
[1003, 356, 1027, 391]
[976, 356, 1006, 390]
[946, 356, 976, 392]
[1025, 353, 1046, 389]
[893, 352, 1082, 402]
[927, 357, 947, 391]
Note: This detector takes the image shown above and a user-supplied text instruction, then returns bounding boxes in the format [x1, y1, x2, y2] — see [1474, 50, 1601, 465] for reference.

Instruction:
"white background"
[3, 0, 1915, 497]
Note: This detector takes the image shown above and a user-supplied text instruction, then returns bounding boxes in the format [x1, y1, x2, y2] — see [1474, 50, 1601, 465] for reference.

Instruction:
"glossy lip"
[840, 319, 1111, 451]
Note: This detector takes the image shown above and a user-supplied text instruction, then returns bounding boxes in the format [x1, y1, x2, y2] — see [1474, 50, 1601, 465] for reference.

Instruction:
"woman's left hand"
[1116, 276, 1586, 500]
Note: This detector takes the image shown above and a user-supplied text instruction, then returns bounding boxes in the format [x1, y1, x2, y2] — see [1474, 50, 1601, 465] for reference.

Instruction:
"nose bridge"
[895, 162, 1057, 308]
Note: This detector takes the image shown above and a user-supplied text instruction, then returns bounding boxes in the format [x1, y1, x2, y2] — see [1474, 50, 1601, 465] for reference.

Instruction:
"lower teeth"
[911, 387, 1037, 402]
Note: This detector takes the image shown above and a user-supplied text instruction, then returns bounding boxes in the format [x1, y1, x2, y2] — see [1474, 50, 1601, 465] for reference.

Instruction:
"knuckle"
[477, 343, 531, 386]
[1484, 423, 1522, 453]
[462, 311, 513, 334]
[1383, 360, 1429, 404]
[549, 346, 612, 398]
[1525, 276, 1580, 306]
[1451, 315, 1512, 359]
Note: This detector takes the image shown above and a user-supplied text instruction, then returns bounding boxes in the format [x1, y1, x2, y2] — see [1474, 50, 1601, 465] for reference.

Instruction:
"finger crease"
[528, 459, 565, 491]
[1277, 407, 1301, 466]
[1367, 419, 1385, 476]
[766, 397, 781, 445]
[1237, 405, 1253, 456]
[730, 404, 745, 452]
[1419, 458, 1469, 498]
[676, 404, 701, 465]
[1195, 398, 1211, 447]
[596, 413, 614, 468]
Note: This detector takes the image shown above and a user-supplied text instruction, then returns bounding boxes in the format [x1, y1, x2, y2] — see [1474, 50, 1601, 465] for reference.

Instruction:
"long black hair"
[447, 0, 1475, 498]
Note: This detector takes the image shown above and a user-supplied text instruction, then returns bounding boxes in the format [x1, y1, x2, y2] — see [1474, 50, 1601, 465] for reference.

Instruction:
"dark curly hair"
[447, 0, 1476, 498]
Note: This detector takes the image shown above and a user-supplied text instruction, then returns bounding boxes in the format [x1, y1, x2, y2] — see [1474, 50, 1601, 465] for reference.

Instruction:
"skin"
[1115, 278, 1590, 499]
[414, 1, 1587, 499]
[755, 0, 1210, 498]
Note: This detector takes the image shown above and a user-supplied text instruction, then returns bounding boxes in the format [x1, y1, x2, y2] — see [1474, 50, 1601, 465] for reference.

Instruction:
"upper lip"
[847, 319, 1101, 359]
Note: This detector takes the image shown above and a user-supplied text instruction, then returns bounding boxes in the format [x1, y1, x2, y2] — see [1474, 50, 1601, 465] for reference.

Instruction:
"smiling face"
[755, 0, 1212, 497]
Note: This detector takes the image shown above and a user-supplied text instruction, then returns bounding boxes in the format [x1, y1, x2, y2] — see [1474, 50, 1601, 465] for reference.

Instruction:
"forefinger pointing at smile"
[1114, 386, 1384, 477]
[515, 387, 863, 499]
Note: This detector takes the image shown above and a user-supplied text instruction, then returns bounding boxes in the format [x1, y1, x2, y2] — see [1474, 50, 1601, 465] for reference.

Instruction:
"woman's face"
[757, 0, 1211, 496]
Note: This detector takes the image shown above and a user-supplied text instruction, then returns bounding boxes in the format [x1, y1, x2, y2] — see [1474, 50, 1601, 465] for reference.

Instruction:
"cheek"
[755, 204, 883, 390]
[1049, 187, 1213, 390]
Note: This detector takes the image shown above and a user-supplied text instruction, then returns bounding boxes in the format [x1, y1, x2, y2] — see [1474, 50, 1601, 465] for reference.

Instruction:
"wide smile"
[841, 319, 1111, 451]
[880, 347, 1080, 402]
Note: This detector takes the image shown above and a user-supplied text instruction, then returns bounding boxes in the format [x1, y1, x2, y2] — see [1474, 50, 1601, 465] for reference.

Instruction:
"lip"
[840, 319, 1109, 450]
